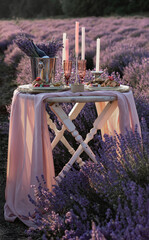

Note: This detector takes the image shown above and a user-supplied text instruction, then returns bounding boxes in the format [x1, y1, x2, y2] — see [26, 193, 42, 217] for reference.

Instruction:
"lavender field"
[0, 16, 149, 239]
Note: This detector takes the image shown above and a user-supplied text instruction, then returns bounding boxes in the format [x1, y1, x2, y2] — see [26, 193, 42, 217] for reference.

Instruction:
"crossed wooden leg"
[47, 100, 118, 182]
[46, 102, 86, 167]
[49, 103, 96, 161]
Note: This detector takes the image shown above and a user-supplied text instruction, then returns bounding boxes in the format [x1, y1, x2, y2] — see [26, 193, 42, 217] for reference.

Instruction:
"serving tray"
[85, 84, 130, 93]
[17, 84, 70, 93]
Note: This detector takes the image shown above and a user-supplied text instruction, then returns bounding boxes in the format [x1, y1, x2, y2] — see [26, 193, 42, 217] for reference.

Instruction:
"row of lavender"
[1, 17, 149, 122]
[0, 17, 149, 239]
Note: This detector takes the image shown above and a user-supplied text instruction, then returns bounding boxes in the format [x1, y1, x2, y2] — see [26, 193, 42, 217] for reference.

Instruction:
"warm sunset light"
[1, 0, 148, 239]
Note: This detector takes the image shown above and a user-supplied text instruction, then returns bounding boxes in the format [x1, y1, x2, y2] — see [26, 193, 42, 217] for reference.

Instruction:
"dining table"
[4, 84, 141, 226]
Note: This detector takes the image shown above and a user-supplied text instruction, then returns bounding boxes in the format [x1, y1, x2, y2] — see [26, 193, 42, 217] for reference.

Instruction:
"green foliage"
[1, 0, 63, 19]
[61, 0, 88, 17]
[0, 0, 11, 18]
[61, 0, 149, 17]
[0, 0, 149, 18]
[61, 0, 108, 17]
[127, 0, 149, 13]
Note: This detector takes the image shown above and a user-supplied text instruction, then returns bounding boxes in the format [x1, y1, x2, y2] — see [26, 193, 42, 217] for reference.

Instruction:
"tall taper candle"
[75, 21, 79, 57]
[81, 27, 85, 60]
[65, 39, 69, 61]
[96, 38, 100, 72]
[62, 33, 67, 65]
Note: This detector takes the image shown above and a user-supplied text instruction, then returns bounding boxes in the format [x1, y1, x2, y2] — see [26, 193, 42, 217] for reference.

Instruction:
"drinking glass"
[63, 60, 72, 86]
[78, 60, 86, 84]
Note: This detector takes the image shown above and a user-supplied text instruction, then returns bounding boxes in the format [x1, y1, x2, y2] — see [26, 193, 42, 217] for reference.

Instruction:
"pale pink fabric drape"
[4, 89, 141, 226]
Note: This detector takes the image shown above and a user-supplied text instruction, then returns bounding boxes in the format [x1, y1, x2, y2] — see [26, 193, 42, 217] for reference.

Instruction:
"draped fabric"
[4, 89, 141, 226]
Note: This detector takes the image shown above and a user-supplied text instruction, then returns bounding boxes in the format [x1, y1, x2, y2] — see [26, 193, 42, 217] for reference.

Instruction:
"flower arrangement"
[37, 40, 63, 58]
[14, 35, 63, 58]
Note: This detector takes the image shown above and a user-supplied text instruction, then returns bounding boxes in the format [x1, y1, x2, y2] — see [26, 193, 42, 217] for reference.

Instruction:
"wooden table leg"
[49, 102, 85, 149]
[46, 114, 84, 167]
[46, 102, 86, 167]
[50, 103, 97, 162]
[55, 100, 118, 182]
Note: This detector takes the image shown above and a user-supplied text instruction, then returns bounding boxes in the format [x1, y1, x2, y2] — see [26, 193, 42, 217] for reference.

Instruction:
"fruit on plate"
[86, 77, 104, 86]
[53, 81, 63, 87]
[100, 76, 120, 87]
[32, 77, 63, 87]
[32, 77, 46, 87]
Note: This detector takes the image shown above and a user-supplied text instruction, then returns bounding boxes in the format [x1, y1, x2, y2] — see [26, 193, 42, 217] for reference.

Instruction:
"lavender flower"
[14, 34, 63, 59]
[26, 118, 148, 239]
[37, 40, 63, 58]
[14, 35, 46, 57]
[2, 16, 149, 240]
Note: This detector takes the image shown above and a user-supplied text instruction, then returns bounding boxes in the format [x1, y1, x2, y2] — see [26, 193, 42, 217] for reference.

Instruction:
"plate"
[17, 84, 70, 93]
[85, 84, 130, 93]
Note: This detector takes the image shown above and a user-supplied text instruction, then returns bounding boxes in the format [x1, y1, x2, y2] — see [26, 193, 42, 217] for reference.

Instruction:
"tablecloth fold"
[4, 89, 141, 226]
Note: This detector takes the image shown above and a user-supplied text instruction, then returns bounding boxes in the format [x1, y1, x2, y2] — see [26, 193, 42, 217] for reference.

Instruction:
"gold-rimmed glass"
[63, 60, 72, 86]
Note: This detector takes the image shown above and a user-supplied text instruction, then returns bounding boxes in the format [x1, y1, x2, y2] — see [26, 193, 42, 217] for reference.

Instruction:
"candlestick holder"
[71, 56, 85, 92]
[60, 71, 65, 85]
[71, 83, 84, 93]
[75, 56, 78, 84]
[91, 70, 104, 84]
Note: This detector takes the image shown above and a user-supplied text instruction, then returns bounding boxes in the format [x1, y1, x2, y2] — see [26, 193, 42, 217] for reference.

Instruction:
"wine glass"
[63, 60, 72, 86]
[78, 60, 86, 84]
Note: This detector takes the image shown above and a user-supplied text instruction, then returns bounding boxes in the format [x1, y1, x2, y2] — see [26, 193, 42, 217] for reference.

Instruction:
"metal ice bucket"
[30, 57, 56, 83]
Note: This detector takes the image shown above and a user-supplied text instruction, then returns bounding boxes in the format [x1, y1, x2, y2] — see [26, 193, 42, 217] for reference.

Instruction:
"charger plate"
[17, 84, 70, 93]
[85, 84, 130, 93]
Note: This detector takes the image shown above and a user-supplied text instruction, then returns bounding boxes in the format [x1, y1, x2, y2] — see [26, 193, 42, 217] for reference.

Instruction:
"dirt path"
[0, 54, 28, 239]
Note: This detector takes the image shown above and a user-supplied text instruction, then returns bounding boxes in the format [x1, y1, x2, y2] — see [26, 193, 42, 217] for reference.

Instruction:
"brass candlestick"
[75, 56, 78, 84]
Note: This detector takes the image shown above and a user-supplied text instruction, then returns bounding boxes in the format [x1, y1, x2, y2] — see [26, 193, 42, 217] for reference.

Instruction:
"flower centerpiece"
[14, 34, 63, 58]
[14, 35, 63, 86]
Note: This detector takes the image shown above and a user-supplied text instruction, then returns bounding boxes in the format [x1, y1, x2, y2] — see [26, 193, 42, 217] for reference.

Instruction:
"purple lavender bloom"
[14, 34, 48, 58]
[14, 35, 39, 57]
[37, 40, 63, 58]
[2, 16, 149, 240]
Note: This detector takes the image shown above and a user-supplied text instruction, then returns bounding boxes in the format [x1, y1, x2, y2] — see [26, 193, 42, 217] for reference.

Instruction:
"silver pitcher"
[30, 57, 56, 83]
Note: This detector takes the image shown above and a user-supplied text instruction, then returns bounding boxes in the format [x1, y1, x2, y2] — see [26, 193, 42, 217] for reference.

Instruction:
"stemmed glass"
[78, 60, 86, 84]
[63, 60, 72, 86]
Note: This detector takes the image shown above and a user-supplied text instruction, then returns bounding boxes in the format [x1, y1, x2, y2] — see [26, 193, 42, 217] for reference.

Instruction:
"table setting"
[4, 21, 141, 227]
[15, 21, 130, 95]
